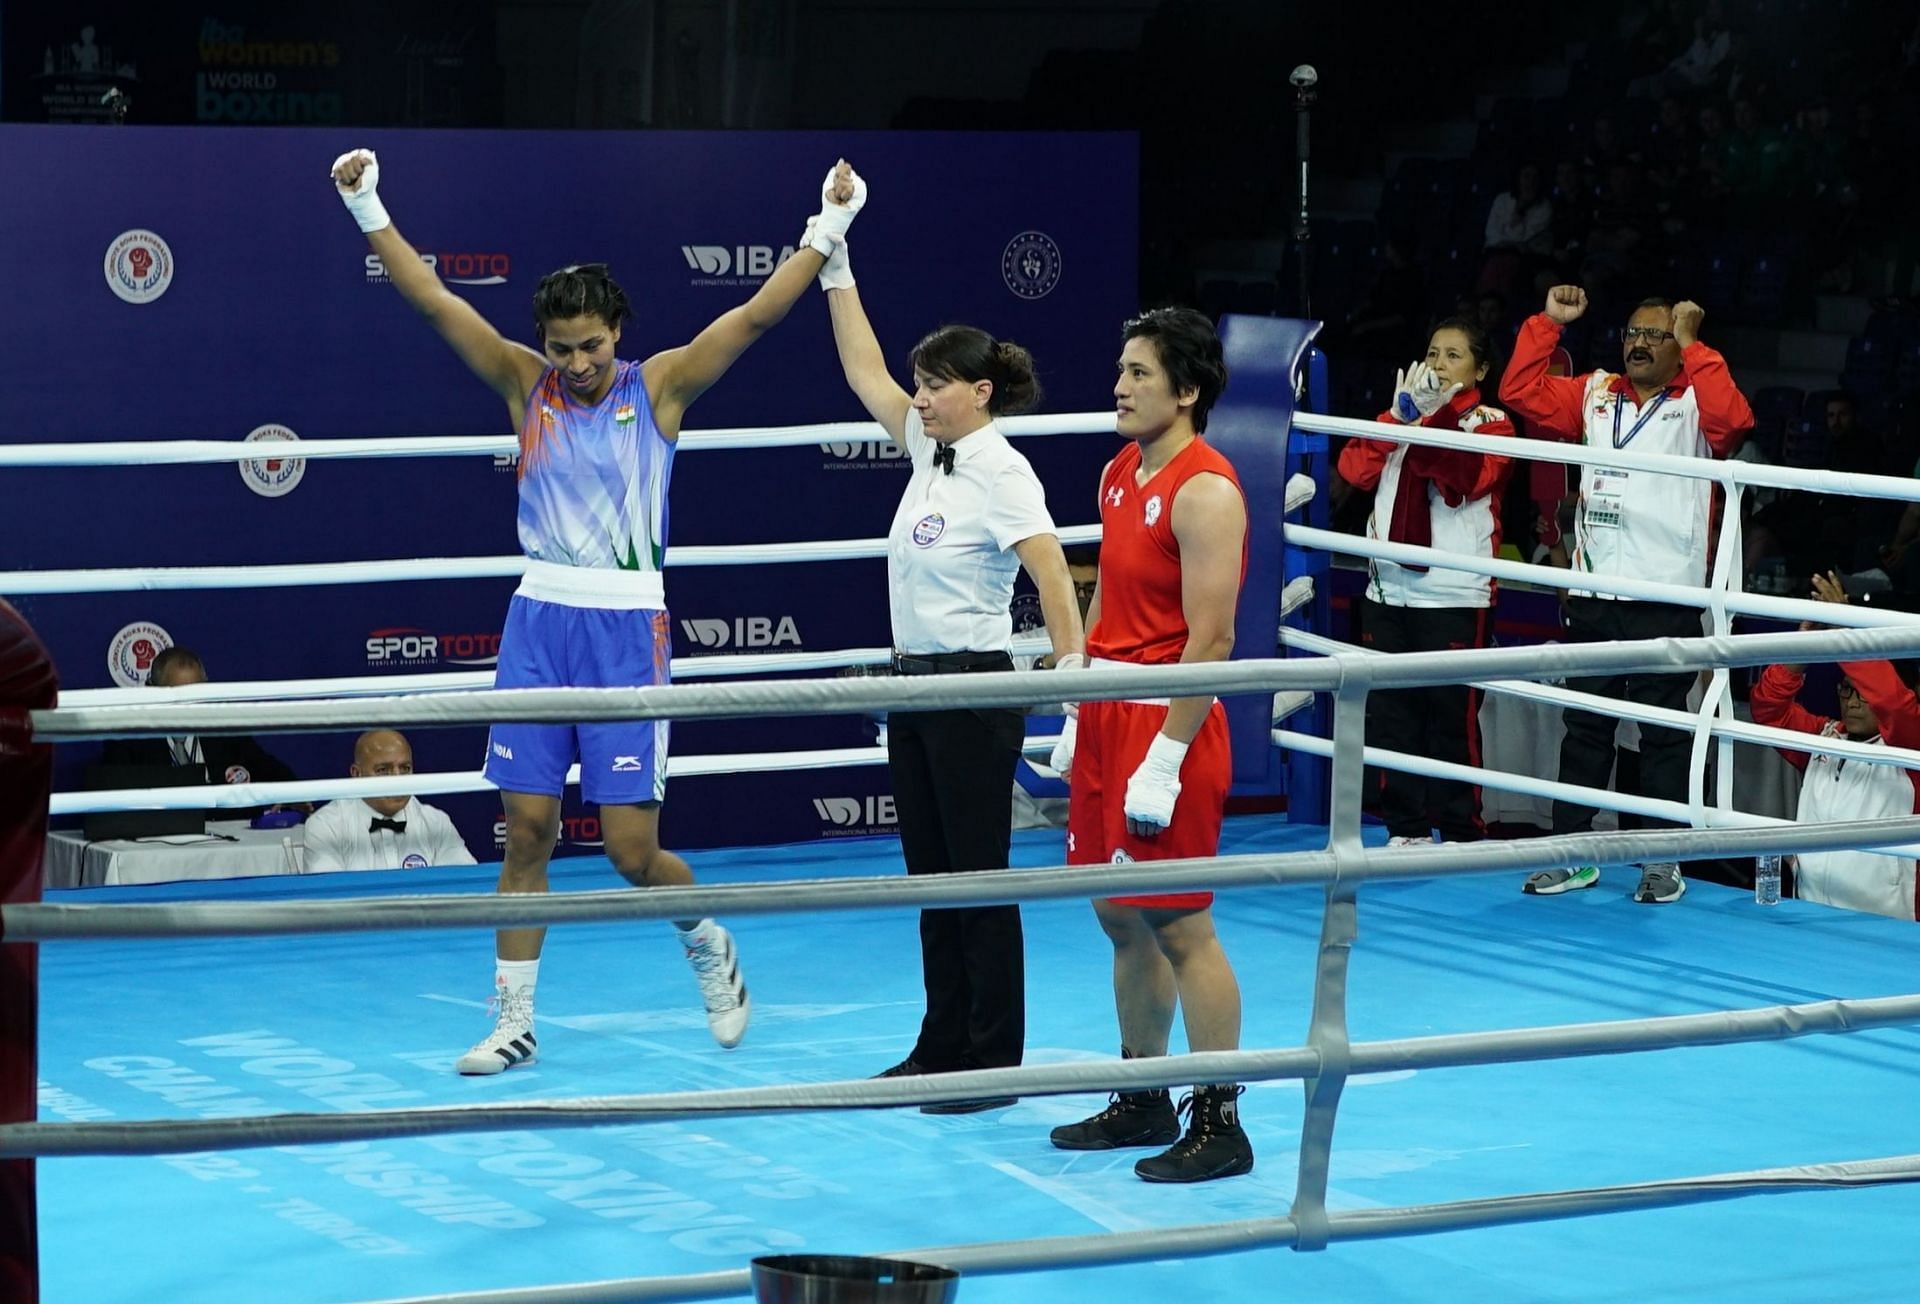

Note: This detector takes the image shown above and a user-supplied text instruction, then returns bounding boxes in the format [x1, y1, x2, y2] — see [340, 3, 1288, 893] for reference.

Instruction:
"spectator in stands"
[1652, 2, 1734, 96]
[302, 730, 478, 873]
[1750, 572, 1920, 920]
[1336, 318, 1515, 845]
[1646, 97, 1696, 198]
[1581, 163, 1655, 293]
[1480, 164, 1552, 301]
[1722, 99, 1788, 203]
[102, 646, 299, 805]
[1500, 287, 1754, 905]
[1336, 234, 1430, 374]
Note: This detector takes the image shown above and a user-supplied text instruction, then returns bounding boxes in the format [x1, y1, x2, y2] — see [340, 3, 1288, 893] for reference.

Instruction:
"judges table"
[44, 819, 306, 889]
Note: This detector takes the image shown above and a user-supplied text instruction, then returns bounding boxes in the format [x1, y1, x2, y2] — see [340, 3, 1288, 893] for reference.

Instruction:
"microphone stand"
[1291, 69, 1316, 320]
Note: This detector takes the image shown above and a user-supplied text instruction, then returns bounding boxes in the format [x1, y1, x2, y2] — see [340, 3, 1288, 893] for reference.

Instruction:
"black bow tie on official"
[932, 443, 955, 475]
[369, 817, 407, 835]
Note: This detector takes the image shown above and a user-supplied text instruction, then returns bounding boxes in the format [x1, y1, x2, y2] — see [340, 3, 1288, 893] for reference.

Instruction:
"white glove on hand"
[1123, 733, 1188, 836]
[1391, 361, 1461, 424]
[1046, 652, 1087, 777]
[330, 148, 391, 234]
[1048, 715, 1078, 779]
[800, 218, 855, 291]
[806, 161, 867, 255]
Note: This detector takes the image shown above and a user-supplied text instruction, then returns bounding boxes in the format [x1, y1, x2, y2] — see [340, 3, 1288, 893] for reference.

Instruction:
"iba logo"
[367, 628, 502, 668]
[819, 440, 910, 470]
[365, 252, 510, 286]
[681, 243, 800, 286]
[107, 621, 173, 687]
[680, 617, 801, 650]
[814, 795, 897, 834]
[239, 424, 305, 498]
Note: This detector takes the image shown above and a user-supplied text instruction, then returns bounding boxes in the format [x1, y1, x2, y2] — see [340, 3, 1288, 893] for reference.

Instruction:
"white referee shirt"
[301, 796, 477, 873]
[887, 410, 1057, 654]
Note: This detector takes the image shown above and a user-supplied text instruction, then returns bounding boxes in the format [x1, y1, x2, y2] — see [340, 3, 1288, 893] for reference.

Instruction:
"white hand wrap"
[807, 164, 867, 255]
[1123, 733, 1188, 831]
[1052, 651, 1086, 719]
[801, 218, 855, 291]
[1048, 715, 1078, 779]
[330, 148, 391, 234]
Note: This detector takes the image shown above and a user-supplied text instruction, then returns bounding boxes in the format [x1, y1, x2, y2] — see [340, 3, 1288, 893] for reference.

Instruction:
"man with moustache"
[1500, 287, 1754, 904]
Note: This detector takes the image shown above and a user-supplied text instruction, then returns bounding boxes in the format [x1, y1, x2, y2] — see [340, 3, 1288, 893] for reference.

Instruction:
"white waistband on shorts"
[517, 559, 666, 610]
[1089, 656, 1218, 709]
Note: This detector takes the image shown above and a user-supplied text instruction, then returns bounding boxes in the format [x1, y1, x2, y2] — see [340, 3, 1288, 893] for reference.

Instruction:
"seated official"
[1750, 573, 1920, 921]
[102, 645, 297, 791]
[303, 730, 477, 873]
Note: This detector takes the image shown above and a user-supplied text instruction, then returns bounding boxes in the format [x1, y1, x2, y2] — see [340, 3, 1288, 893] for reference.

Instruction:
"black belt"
[890, 650, 1014, 676]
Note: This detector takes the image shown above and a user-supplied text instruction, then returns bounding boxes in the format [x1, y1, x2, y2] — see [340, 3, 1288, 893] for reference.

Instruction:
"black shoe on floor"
[1134, 1085, 1254, 1183]
[873, 1058, 928, 1079]
[1050, 1089, 1182, 1150]
[920, 1096, 1017, 1115]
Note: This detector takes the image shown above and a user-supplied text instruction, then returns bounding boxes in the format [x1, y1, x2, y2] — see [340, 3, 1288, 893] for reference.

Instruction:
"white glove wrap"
[801, 219, 855, 291]
[1123, 733, 1188, 831]
[330, 149, 391, 234]
[808, 164, 867, 254]
[1052, 651, 1086, 719]
[1048, 715, 1078, 779]
[1391, 361, 1460, 424]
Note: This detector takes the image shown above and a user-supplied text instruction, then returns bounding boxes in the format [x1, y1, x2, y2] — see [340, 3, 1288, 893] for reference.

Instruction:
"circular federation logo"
[912, 512, 947, 547]
[1110, 848, 1135, 864]
[104, 229, 174, 304]
[224, 766, 251, 785]
[239, 423, 306, 498]
[402, 853, 429, 870]
[1144, 494, 1164, 527]
[1001, 231, 1062, 300]
[107, 621, 172, 687]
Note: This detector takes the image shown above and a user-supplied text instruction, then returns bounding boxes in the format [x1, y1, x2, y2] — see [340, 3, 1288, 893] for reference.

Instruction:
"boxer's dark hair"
[1122, 307, 1228, 432]
[534, 263, 631, 334]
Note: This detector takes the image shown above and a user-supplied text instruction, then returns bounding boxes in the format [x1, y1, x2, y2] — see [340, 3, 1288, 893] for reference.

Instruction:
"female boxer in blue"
[332, 148, 866, 1073]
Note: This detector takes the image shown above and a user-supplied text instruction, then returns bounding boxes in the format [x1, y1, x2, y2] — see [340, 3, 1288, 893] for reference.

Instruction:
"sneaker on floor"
[684, 924, 751, 1048]
[1134, 1085, 1254, 1184]
[1386, 834, 1434, 847]
[455, 989, 537, 1076]
[1633, 862, 1686, 904]
[1049, 1089, 1181, 1151]
[1523, 865, 1599, 896]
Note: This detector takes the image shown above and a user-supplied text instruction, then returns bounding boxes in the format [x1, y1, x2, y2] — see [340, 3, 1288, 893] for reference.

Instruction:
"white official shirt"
[886, 410, 1057, 654]
[301, 796, 477, 873]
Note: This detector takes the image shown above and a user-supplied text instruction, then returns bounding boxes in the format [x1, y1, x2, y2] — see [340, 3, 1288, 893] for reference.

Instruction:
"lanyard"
[1612, 389, 1669, 449]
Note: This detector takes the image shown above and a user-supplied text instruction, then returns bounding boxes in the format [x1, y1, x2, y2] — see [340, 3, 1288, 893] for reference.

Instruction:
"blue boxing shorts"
[483, 592, 671, 805]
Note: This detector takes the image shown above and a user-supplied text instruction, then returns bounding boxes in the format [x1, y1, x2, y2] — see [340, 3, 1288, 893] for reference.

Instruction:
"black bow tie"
[369, 817, 407, 835]
[932, 443, 955, 475]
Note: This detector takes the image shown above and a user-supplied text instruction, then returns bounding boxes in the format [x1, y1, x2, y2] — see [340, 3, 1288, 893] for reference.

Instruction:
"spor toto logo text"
[364, 251, 510, 286]
[680, 617, 801, 650]
[367, 627, 502, 667]
[239, 424, 305, 498]
[107, 621, 173, 687]
[494, 815, 605, 848]
[1001, 231, 1062, 300]
[104, 229, 175, 304]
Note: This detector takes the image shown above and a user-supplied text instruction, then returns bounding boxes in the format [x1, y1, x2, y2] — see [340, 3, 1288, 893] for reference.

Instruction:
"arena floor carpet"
[34, 815, 1920, 1301]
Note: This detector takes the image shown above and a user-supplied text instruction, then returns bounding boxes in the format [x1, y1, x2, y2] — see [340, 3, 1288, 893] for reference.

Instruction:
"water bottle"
[1754, 854, 1782, 906]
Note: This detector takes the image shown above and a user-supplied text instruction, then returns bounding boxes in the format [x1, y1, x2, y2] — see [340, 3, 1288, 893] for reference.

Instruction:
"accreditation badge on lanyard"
[1587, 390, 1670, 531]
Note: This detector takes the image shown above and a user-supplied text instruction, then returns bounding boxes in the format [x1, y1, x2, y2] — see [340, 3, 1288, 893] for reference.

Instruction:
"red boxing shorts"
[1067, 696, 1230, 910]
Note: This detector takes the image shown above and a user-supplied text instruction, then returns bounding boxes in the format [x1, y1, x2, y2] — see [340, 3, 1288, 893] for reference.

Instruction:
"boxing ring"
[10, 355, 1920, 1301]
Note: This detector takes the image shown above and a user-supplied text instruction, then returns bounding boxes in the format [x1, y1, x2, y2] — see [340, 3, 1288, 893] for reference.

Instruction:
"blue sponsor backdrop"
[0, 124, 1137, 857]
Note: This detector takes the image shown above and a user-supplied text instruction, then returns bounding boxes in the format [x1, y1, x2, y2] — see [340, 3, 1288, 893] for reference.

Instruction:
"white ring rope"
[0, 411, 1118, 468]
[32, 625, 1920, 741]
[9, 990, 1920, 1160]
[14, 816, 1920, 942]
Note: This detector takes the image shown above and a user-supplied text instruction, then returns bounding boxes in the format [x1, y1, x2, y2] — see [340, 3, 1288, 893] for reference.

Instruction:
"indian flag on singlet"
[515, 359, 673, 571]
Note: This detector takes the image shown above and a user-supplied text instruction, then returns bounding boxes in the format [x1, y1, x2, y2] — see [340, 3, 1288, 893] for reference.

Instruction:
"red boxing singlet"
[1088, 437, 1246, 664]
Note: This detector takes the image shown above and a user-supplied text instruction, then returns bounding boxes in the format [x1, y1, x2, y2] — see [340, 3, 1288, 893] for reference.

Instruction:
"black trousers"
[888, 702, 1026, 1070]
[1552, 597, 1700, 836]
[1359, 598, 1489, 842]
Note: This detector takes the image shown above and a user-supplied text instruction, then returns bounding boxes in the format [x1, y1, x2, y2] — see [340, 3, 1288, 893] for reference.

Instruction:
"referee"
[814, 193, 1085, 1110]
